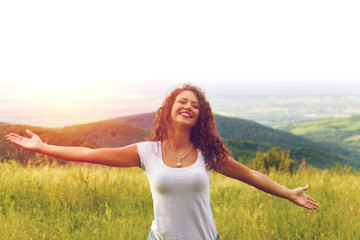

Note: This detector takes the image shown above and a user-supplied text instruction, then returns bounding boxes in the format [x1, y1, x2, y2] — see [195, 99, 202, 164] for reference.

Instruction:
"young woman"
[6, 84, 318, 240]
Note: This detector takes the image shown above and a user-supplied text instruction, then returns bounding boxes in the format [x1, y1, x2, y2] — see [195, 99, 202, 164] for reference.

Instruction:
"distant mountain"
[107, 112, 156, 130]
[1, 113, 359, 170]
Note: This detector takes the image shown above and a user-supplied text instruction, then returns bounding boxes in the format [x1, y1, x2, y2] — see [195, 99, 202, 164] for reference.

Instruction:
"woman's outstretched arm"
[6, 129, 141, 168]
[217, 157, 319, 210]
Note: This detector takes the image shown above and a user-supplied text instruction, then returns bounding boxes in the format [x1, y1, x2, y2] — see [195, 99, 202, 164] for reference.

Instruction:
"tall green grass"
[0, 161, 359, 239]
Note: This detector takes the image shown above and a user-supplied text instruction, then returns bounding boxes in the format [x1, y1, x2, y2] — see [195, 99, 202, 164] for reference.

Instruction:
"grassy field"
[0, 161, 359, 240]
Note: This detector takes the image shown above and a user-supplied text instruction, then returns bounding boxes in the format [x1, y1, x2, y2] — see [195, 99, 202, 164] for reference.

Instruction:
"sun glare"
[1, 81, 162, 127]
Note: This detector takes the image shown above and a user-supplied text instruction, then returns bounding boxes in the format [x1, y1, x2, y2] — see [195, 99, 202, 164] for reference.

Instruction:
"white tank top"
[137, 141, 218, 240]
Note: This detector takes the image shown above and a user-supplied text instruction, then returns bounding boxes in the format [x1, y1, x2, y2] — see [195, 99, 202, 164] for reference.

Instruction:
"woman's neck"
[166, 129, 191, 150]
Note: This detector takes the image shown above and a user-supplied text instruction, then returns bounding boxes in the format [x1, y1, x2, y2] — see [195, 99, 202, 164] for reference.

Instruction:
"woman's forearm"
[247, 170, 294, 200]
[39, 143, 94, 163]
[218, 158, 295, 201]
[218, 158, 317, 209]
[38, 143, 141, 168]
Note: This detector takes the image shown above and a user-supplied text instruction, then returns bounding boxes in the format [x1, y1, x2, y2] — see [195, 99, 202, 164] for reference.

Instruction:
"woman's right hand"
[6, 129, 45, 152]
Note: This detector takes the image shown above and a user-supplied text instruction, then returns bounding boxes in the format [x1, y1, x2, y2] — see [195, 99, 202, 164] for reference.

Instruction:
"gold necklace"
[165, 142, 192, 167]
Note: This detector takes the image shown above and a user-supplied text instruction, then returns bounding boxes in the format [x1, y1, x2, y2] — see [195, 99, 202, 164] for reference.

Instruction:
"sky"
[0, 0, 359, 126]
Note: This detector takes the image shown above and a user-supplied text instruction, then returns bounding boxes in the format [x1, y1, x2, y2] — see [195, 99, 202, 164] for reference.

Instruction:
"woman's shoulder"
[137, 140, 160, 147]
[137, 141, 161, 154]
[137, 141, 162, 170]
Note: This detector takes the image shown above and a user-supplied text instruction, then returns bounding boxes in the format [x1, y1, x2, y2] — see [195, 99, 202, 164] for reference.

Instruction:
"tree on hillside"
[250, 147, 296, 174]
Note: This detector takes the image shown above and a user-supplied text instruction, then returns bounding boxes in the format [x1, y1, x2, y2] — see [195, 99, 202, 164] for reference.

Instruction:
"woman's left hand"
[290, 185, 319, 210]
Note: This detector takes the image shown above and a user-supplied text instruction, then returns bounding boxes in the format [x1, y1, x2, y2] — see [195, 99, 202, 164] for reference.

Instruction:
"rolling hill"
[1, 113, 359, 170]
[107, 112, 156, 130]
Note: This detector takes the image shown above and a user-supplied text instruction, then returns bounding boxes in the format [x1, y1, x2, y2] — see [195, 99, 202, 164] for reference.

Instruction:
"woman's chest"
[147, 165, 210, 194]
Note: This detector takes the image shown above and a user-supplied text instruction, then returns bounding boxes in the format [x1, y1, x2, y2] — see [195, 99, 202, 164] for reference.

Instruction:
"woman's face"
[170, 90, 200, 129]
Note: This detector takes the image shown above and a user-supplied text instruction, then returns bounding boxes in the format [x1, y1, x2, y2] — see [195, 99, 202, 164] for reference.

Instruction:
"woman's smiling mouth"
[179, 111, 192, 118]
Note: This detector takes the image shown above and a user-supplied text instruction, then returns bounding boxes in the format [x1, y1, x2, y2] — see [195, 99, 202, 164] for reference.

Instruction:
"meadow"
[0, 161, 359, 240]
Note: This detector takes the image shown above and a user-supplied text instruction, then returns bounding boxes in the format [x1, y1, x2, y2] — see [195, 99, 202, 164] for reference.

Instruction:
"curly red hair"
[148, 83, 230, 170]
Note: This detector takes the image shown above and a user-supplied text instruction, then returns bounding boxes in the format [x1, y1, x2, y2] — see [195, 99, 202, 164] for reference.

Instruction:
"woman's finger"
[6, 133, 22, 139]
[7, 135, 21, 141]
[26, 129, 35, 137]
[308, 197, 317, 204]
[6, 136, 22, 146]
[6, 135, 16, 141]
[310, 201, 319, 209]
[304, 201, 317, 210]
[309, 204, 318, 210]
[304, 203, 312, 210]
[306, 198, 319, 209]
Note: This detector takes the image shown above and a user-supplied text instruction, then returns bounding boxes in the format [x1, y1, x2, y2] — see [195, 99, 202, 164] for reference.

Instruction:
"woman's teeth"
[180, 113, 191, 118]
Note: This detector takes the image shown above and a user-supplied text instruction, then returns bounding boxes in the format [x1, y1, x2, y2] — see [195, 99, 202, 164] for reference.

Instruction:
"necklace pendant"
[177, 162, 182, 167]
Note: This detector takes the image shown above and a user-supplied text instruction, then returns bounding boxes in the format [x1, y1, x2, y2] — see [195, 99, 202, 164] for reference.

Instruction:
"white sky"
[0, 0, 359, 94]
[1, 0, 360, 127]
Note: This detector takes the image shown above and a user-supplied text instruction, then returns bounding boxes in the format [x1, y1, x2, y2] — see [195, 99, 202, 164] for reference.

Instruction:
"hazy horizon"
[1, 82, 359, 128]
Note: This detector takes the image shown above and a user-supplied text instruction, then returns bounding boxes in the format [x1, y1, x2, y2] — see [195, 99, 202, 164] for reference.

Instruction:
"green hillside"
[272, 115, 360, 147]
[215, 115, 310, 147]
[272, 116, 360, 164]
[214, 115, 360, 169]
[1, 113, 359, 170]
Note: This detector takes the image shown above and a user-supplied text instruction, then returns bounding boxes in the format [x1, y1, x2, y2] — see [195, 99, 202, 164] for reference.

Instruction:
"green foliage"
[248, 147, 296, 174]
[0, 162, 359, 239]
[224, 139, 273, 163]
[329, 162, 357, 175]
